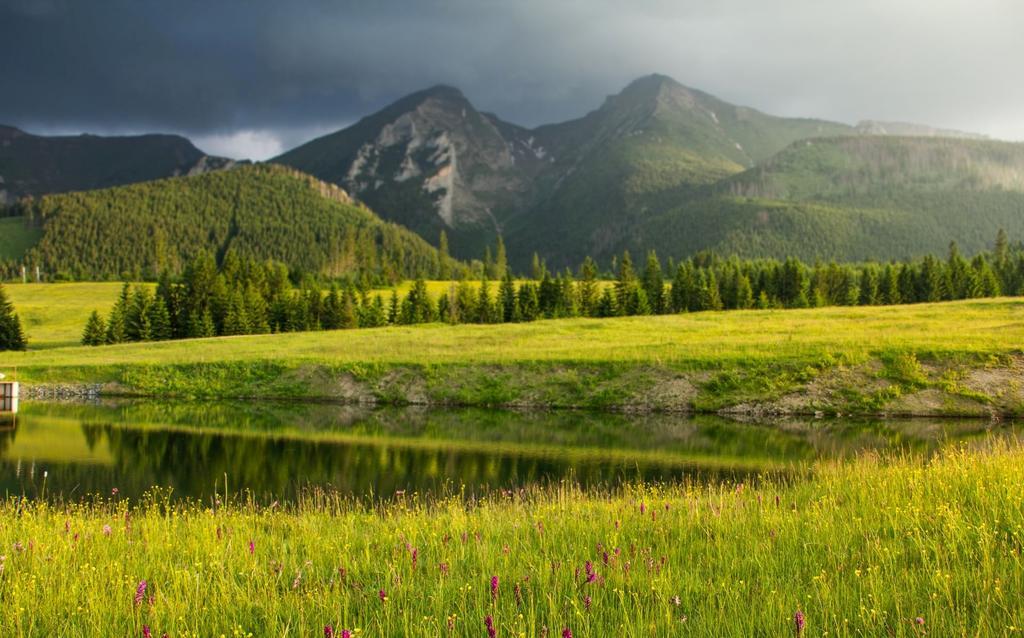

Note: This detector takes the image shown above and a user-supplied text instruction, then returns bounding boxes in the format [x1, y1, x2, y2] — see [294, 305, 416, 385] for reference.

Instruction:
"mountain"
[628, 136, 1024, 261]
[274, 86, 544, 252]
[0, 125, 237, 205]
[503, 75, 853, 265]
[3, 164, 447, 281]
[274, 75, 853, 264]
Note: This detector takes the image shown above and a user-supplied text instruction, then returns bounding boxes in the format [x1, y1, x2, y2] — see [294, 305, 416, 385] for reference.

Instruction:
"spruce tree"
[499, 272, 518, 322]
[437, 230, 452, 280]
[388, 290, 400, 325]
[475, 277, 494, 323]
[614, 251, 638, 315]
[518, 283, 540, 321]
[494, 236, 508, 280]
[322, 285, 343, 330]
[641, 251, 665, 314]
[530, 253, 546, 281]
[341, 289, 359, 328]
[0, 283, 27, 351]
[859, 267, 880, 306]
[244, 285, 270, 333]
[671, 263, 695, 313]
[126, 287, 154, 341]
[972, 256, 1002, 298]
[735, 275, 754, 310]
[699, 271, 724, 311]
[148, 297, 173, 341]
[596, 287, 615, 317]
[105, 283, 130, 344]
[577, 257, 599, 317]
[223, 291, 250, 335]
[81, 310, 107, 346]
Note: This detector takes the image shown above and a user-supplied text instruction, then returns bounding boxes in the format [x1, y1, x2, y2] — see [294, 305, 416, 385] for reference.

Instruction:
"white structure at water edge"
[0, 373, 18, 415]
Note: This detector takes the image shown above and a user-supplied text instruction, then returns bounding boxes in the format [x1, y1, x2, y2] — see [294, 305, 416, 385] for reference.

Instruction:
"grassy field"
[0, 442, 1020, 636]
[3, 282, 1023, 414]
[5, 282, 130, 348]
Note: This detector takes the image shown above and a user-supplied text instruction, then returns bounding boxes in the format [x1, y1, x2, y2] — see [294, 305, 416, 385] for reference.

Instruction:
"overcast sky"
[2, 0, 1022, 160]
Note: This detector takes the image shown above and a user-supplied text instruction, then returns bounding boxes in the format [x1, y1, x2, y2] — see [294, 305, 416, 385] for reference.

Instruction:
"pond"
[0, 400, 1017, 502]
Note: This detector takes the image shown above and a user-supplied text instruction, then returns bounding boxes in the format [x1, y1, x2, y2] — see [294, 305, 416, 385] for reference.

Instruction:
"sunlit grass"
[1, 442, 1021, 636]
[5, 297, 1022, 371]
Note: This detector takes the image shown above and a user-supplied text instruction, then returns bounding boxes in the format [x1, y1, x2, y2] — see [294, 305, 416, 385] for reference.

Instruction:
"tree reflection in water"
[0, 400, 1016, 502]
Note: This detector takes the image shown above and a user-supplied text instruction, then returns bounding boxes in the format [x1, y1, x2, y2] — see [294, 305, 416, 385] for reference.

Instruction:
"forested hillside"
[5, 165, 451, 282]
[625, 137, 1024, 262]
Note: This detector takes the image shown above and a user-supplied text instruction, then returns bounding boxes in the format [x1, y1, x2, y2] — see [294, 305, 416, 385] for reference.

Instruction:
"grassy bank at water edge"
[3, 298, 1024, 416]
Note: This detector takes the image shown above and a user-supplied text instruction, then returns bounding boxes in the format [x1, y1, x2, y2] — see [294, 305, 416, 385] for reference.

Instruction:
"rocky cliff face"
[275, 86, 550, 249]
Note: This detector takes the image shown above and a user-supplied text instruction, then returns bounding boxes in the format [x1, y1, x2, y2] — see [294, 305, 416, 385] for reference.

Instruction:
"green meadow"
[4, 282, 1023, 414]
[1, 442, 1021, 636]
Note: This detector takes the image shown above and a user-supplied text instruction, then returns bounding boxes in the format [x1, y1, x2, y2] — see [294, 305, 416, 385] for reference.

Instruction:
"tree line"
[80, 230, 1024, 346]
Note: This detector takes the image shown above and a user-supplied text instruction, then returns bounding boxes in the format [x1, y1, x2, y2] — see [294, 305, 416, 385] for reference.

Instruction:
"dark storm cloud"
[2, 0, 1022, 159]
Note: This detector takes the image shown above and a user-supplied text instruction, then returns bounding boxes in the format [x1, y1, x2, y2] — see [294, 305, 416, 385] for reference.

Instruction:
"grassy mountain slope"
[0, 125, 235, 204]
[629, 136, 1024, 261]
[506, 75, 853, 266]
[8, 164, 444, 280]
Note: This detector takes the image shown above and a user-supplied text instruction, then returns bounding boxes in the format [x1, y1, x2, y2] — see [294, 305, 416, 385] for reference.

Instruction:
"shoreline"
[17, 354, 1022, 419]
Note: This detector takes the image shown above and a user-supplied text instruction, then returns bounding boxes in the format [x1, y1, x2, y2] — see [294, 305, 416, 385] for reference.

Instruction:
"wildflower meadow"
[0, 442, 1021, 636]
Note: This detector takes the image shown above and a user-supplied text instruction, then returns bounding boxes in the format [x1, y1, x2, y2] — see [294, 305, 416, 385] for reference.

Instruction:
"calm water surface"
[0, 400, 1017, 501]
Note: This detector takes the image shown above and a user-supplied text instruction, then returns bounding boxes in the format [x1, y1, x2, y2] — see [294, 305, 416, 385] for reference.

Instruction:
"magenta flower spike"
[490, 575, 499, 600]
[134, 580, 147, 606]
[485, 615, 497, 638]
[324, 626, 334, 638]
[794, 610, 806, 635]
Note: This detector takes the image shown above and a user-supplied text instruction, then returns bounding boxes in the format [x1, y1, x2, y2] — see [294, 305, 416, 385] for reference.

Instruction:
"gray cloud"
[2, 0, 1022, 159]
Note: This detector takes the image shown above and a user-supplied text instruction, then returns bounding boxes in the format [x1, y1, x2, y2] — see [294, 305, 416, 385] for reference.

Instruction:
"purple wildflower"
[134, 580, 147, 606]
[341, 631, 352, 638]
[794, 610, 806, 636]
[490, 575, 499, 601]
[485, 615, 497, 638]
[324, 626, 334, 638]
[379, 589, 387, 603]
[562, 628, 573, 638]
[584, 595, 592, 611]
[248, 539, 255, 555]
[640, 502, 646, 515]
[585, 561, 596, 583]
[915, 617, 925, 625]
[411, 547, 418, 570]
[142, 626, 151, 638]
[439, 562, 450, 576]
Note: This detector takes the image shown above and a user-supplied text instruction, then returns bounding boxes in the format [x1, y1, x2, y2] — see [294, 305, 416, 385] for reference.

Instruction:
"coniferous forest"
[80, 230, 1021, 346]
